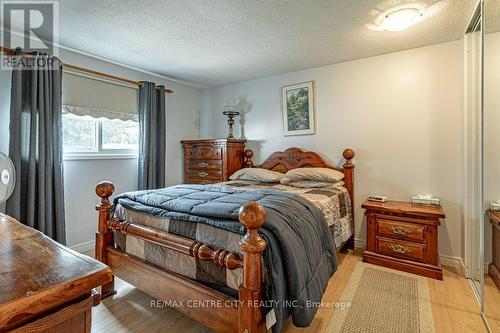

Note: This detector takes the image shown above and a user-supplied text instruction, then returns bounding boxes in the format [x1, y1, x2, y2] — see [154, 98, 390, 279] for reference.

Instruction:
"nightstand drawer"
[376, 217, 426, 242]
[188, 160, 223, 171]
[376, 236, 426, 262]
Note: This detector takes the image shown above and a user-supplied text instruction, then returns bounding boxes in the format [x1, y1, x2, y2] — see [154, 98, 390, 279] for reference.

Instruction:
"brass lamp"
[222, 98, 240, 139]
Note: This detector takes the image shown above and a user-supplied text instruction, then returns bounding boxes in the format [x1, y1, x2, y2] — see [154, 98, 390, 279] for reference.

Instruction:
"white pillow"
[281, 167, 344, 184]
[229, 168, 284, 183]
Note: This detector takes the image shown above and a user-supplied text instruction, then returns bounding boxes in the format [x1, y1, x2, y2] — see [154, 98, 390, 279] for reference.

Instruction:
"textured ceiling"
[54, 0, 477, 87]
[485, 0, 500, 34]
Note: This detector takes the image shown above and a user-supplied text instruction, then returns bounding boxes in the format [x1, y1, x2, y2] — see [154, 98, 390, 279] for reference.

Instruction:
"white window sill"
[63, 154, 139, 161]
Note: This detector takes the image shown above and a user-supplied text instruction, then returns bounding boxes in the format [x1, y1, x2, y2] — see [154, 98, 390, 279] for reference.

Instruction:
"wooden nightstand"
[362, 200, 445, 280]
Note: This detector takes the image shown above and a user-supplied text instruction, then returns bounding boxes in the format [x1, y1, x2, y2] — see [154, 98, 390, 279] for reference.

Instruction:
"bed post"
[342, 149, 355, 249]
[238, 202, 267, 333]
[244, 149, 254, 168]
[95, 181, 117, 298]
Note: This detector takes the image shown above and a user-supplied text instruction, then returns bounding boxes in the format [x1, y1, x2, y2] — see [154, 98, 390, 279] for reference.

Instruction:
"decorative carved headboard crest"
[244, 147, 354, 173]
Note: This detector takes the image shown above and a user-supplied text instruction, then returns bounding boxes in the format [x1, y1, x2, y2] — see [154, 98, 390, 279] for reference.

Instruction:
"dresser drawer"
[376, 236, 426, 262]
[376, 217, 426, 242]
[185, 145, 222, 160]
[188, 159, 223, 171]
[186, 170, 223, 184]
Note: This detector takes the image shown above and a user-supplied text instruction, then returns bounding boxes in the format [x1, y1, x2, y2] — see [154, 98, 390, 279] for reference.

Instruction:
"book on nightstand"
[411, 194, 440, 206]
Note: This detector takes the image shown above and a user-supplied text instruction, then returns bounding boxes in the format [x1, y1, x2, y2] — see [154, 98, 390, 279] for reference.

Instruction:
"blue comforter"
[115, 184, 338, 332]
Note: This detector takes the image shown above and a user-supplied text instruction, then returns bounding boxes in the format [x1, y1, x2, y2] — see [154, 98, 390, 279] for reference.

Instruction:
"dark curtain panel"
[138, 81, 166, 190]
[6, 51, 66, 244]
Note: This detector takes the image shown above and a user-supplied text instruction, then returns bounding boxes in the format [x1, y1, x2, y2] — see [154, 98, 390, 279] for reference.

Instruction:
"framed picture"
[281, 81, 315, 136]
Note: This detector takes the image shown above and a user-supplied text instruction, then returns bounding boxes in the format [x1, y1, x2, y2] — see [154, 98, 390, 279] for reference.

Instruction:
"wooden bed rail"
[95, 181, 268, 332]
[105, 218, 244, 270]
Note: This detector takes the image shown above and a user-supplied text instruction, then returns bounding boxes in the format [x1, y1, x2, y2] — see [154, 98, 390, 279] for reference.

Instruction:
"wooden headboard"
[243, 147, 355, 207]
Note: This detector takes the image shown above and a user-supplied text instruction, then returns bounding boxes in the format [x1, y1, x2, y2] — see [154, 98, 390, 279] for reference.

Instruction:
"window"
[62, 113, 139, 158]
[101, 118, 139, 150]
[61, 72, 139, 159]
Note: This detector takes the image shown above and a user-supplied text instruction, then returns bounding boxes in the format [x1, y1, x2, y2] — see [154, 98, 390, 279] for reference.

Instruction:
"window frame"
[62, 114, 139, 161]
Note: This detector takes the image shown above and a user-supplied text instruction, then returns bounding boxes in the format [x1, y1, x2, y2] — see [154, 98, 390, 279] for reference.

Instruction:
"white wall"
[63, 159, 138, 246]
[0, 47, 202, 246]
[201, 40, 464, 259]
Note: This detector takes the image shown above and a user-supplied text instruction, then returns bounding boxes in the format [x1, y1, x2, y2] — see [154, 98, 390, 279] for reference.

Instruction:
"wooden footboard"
[94, 182, 267, 333]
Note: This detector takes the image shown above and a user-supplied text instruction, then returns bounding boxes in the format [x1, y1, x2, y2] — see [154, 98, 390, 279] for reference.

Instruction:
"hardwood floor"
[92, 276, 212, 333]
[91, 250, 489, 333]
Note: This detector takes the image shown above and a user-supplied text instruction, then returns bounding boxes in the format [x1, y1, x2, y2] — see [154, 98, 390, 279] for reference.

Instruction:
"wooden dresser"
[362, 200, 445, 280]
[487, 210, 500, 290]
[0, 213, 112, 333]
[181, 138, 246, 184]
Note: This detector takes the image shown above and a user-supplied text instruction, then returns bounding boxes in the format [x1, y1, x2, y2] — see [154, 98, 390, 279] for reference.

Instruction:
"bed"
[94, 147, 355, 333]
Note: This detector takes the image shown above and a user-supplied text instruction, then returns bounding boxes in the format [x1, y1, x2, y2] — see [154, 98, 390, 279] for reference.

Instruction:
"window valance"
[62, 72, 138, 120]
[62, 105, 139, 122]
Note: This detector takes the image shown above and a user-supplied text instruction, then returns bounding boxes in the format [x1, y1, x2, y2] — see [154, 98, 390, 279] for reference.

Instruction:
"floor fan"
[0, 153, 15, 204]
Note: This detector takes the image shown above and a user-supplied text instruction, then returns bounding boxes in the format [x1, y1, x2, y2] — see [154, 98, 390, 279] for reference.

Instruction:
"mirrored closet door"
[483, 0, 500, 331]
[464, 0, 484, 300]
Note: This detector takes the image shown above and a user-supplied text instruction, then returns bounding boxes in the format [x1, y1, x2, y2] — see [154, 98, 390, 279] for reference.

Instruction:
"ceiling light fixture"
[378, 8, 424, 32]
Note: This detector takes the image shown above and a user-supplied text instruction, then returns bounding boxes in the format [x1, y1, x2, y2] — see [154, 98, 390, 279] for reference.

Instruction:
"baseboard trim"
[70, 240, 95, 254]
[354, 238, 366, 249]
[439, 254, 465, 273]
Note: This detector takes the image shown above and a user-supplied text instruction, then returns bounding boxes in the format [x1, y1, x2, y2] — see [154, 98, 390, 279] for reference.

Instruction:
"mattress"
[113, 180, 352, 295]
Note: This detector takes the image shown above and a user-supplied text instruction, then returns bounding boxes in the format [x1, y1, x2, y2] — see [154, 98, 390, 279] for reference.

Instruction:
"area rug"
[326, 262, 434, 333]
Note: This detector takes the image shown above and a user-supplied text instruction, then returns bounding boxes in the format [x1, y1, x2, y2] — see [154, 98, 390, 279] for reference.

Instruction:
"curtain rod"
[0, 46, 174, 94]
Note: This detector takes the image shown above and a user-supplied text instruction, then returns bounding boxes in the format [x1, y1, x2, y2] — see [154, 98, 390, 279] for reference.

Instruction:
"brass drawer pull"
[199, 172, 209, 178]
[389, 226, 412, 235]
[388, 244, 411, 254]
[198, 162, 208, 168]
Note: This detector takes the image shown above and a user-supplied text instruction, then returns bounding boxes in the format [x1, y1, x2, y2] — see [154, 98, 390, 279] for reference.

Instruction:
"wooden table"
[0, 213, 112, 333]
[487, 210, 500, 290]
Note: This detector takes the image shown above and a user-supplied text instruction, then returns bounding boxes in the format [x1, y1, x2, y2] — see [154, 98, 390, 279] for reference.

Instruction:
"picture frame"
[281, 81, 315, 136]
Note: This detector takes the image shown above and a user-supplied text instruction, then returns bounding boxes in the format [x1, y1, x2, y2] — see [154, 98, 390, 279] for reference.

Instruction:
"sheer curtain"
[138, 81, 166, 190]
[7, 51, 66, 244]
